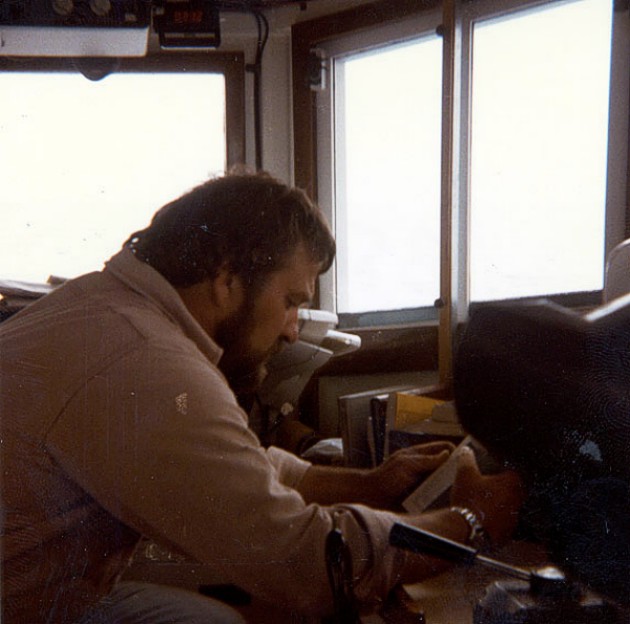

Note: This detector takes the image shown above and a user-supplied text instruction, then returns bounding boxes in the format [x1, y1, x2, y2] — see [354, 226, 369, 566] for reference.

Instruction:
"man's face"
[216, 243, 321, 394]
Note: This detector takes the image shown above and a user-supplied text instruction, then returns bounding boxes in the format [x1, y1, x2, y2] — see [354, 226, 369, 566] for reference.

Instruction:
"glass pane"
[335, 35, 442, 314]
[469, 0, 613, 302]
[0, 72, 226, 283]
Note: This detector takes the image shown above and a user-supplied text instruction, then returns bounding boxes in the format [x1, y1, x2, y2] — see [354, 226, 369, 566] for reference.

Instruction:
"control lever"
[390, 522, 572, 596]
[389, 522, 620, 623]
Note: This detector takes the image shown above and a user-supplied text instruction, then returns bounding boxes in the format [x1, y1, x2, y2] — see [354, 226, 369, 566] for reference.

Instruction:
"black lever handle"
[390, 523, 532, 581]
[390, 522, 478, 565]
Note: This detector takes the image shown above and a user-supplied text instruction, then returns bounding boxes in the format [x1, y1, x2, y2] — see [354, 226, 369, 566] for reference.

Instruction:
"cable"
[217, 1, 269, 170]
[249, 9, 269, 170]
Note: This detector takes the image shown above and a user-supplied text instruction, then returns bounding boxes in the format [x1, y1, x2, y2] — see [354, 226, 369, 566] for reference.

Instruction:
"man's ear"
[210, 267, 244, 315]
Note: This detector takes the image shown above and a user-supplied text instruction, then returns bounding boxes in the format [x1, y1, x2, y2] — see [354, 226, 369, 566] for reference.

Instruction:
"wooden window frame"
[292, 0, 441, 378]
[291, 0, 630, 382]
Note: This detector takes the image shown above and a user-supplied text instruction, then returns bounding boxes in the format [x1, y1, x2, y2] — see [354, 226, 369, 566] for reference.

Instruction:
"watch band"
[450, 506, 490, 549]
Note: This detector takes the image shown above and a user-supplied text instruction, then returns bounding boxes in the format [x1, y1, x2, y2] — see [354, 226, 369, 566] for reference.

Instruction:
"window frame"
[452, 0, 628, 315]
[314, 11, 444, 328]
[292, 0, 630, 381]
[292, 0, 444, 377]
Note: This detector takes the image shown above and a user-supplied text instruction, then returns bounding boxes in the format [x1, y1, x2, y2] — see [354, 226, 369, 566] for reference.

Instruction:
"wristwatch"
[450, 506, 490, 549]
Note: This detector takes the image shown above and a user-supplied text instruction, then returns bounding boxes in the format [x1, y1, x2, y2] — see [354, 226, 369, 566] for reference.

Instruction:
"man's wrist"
[449, 506, 490, 549]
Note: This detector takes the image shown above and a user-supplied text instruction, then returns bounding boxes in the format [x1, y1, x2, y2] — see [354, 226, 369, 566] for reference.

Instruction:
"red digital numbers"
[172, 10, 204, 25]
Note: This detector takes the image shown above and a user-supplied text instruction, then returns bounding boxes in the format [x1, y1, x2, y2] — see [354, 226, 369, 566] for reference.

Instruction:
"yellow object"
[390, 393, 445, 429]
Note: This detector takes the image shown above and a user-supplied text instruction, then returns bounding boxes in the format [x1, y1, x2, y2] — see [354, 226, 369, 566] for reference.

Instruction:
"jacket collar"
[104, 248, 223, 365]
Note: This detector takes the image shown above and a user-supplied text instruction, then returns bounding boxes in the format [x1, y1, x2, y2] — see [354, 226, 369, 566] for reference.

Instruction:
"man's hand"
[296, 442, 453, 509]
[396, 448, 525, 583]
[368, 442, 455, 509]
[450, 446, 525, 545]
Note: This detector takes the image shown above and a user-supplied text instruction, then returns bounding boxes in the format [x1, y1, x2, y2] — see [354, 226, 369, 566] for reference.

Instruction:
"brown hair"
[126, 170, 335, 288]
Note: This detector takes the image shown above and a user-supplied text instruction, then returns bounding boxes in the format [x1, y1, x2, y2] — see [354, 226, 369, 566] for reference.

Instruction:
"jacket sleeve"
[46, 347, 405, 616]
[266, 445, 311, 488]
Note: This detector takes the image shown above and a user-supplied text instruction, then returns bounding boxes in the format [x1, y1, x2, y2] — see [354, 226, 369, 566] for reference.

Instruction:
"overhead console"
[0, 0, 151, 56]
[0, 0, 222, 57]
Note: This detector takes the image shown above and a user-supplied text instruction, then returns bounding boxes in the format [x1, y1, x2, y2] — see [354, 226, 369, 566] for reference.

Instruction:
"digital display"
[170, 9, 205, 26]
[155, 1, 221, 48]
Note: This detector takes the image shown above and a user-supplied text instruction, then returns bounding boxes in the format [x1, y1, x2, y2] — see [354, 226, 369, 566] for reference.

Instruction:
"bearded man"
[0, 171, 522, 624]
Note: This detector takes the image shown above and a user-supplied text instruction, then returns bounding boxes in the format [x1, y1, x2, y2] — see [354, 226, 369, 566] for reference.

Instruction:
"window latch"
[308, 48, 328, 92]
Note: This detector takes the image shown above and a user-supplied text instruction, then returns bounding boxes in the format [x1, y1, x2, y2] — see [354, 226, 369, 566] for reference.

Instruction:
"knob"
[51, 0, 74, 16]
[90, 0, 111, 17]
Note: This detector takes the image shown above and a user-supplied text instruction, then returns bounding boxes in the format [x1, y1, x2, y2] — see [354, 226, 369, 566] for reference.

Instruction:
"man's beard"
[215, 294, 281, 397]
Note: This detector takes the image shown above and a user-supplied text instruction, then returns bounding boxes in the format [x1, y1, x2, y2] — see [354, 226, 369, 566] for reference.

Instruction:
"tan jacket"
[0, 249, 402, 623]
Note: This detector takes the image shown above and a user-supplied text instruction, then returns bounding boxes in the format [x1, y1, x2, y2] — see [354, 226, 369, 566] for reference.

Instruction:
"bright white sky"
[469, 0, 612, 301]
[0, 72, 226, 283]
